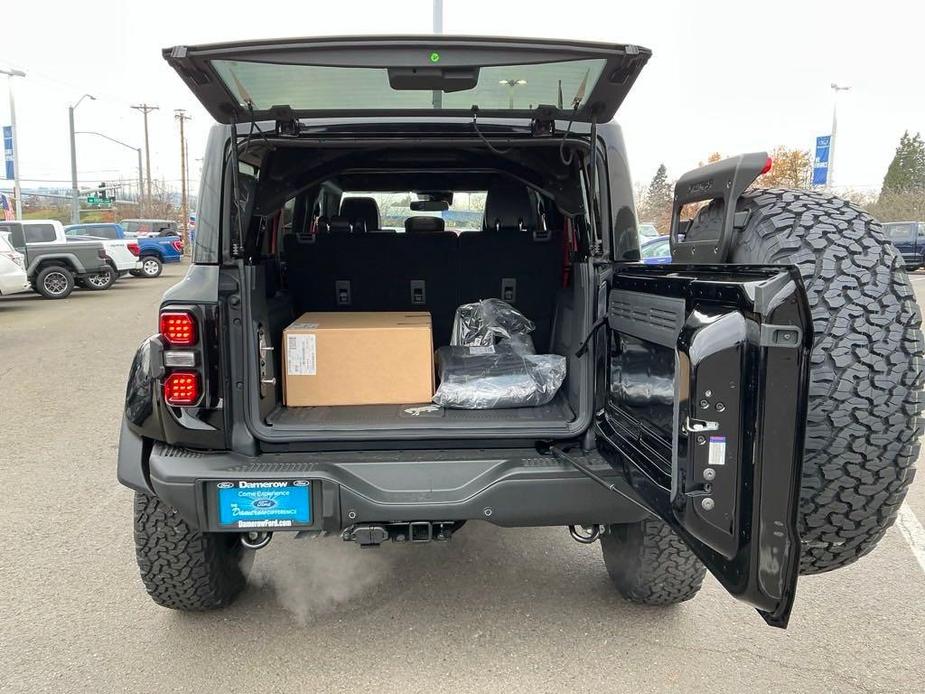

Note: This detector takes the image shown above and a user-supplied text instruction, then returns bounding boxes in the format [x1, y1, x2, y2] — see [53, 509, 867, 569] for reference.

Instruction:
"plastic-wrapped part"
[432, 342, 566, 409]
[450, 299, 536, 347]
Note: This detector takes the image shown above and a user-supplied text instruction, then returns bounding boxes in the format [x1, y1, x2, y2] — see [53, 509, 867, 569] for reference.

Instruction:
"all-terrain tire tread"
[728, 188, 924, 574]
[133, 492, 246, 610]
[601, 518, 706, 605]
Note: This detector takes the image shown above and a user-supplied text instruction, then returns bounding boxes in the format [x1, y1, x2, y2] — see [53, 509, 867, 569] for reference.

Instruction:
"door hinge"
[759, 324, 803, 348]
[530, 105, 557, 137]
[270, 105, 301, 137]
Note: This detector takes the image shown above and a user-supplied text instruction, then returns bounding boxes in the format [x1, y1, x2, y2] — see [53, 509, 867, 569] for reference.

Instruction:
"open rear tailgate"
[163, 35, 650, 124]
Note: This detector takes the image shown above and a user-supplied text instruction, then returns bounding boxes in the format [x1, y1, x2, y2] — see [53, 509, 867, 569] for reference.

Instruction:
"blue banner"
[3, 126, 13, 180]
[812, 135, 831, 186]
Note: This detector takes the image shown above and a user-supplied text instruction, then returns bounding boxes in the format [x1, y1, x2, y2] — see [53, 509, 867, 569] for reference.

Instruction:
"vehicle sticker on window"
[708, 436, 726, 466]
[287, 333, 316, 376]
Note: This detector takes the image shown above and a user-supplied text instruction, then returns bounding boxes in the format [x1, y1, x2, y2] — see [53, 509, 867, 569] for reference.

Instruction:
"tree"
[638, 164, 673, 231]
[881, 131, 925, 195]
[756, 146, 811, 189]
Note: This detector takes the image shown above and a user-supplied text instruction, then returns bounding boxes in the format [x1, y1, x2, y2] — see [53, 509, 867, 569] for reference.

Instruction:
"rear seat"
[284, 184, 561, 349]
[458, 182, 561, 349]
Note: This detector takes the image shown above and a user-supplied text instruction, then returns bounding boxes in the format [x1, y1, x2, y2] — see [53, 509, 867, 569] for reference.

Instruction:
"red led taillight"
[159, 311, 197, 346]
[127, 242, 141, 256]
[170, 239, 183, 253]
[761, 156, 773, 175]
[163, 372, 200, 406]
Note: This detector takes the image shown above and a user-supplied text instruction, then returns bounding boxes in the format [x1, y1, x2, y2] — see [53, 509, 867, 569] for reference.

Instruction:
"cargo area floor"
[265, 391, 575, 433]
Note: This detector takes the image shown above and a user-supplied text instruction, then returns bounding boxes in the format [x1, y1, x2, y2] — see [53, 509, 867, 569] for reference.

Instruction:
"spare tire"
[690, 188, 923, 574]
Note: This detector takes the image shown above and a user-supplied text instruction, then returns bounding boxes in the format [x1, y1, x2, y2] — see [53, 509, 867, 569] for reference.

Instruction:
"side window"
[24, 224, 56, 243]
[65, 227, 81, 236]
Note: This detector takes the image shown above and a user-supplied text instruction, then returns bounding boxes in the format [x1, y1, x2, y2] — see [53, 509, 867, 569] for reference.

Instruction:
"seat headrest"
[404, 216, 445, 233]
[328, 216, 352, 233]
[483, 181, 536, 232]
[339, 196, 380, 232]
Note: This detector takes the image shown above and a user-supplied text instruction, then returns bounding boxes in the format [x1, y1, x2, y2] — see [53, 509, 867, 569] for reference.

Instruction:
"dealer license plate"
[214, 480, 312, 529]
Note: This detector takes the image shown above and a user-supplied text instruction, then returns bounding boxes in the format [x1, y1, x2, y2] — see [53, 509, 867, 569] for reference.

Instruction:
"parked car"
[639, 236, 671, 264]
[0, 220, 110, 298]
[120, 219, 179, 239]
[637, 222, 661, 241]
[0, 233, 29, 296]
[65, 222, 182, 278]
[62, 224, 140, 288]
[119, 35, 921, 629]
[883, 221, 925, 271]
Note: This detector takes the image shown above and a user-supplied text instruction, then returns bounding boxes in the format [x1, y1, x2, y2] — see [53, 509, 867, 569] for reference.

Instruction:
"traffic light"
[99, 182, 108, 201]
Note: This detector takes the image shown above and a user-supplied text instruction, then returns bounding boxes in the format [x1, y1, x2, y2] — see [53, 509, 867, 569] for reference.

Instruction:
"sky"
[0, 0, 922, 199]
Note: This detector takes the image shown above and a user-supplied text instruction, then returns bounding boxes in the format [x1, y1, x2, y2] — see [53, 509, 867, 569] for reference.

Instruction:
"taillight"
[159, 311, 198, 346]
[761, 156, 773, 175]
[170, 239, 183, 253]
[163, 372, 200, 406]
[127, 242, 141, 256]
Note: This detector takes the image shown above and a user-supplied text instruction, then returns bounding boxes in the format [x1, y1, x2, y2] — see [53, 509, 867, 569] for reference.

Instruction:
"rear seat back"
[458, 182, 561, 350]
[285, 182, 562, 349]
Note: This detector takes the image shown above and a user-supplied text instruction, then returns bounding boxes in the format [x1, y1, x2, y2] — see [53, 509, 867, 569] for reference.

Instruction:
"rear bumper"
[117, 419, 647, 532]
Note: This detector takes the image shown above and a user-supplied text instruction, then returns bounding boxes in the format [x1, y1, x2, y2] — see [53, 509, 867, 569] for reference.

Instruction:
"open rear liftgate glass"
[595, 265, 812, 628]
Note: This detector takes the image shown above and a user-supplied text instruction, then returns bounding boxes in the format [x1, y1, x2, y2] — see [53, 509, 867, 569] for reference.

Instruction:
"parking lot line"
[897, 502, 925, 575]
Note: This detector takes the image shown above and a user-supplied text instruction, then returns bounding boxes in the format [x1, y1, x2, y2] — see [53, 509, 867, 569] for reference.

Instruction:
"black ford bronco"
[118, 36, 922, 628]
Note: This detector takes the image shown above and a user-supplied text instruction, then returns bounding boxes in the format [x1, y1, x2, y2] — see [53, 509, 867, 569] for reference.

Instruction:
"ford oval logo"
[253, 499, 277, 509]
[217, 482, 234, 489]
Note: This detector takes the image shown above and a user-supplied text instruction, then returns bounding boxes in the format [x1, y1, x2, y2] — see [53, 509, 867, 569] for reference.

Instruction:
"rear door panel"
[596, 264, 811, 627]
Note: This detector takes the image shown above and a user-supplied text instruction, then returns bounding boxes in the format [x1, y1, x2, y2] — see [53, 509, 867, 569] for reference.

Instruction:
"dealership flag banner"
[812, 135, 831, 187]
[2, 126, 14, 181]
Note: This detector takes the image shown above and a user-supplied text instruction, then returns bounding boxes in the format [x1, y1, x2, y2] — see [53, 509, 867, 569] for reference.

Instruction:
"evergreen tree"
[636, 164, 673, 231]
[882, 131, 925, 195]
[645, 164, 673, 212]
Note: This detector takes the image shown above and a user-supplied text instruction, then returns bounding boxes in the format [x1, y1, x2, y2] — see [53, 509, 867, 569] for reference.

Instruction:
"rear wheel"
[692, 188, 924, 574]
[35, 265, 75, 299]
[600, 518, 705, 605]
[133, 492, 248, 610]
[139, 256, 162, 278]
[82, 264, 117, 291]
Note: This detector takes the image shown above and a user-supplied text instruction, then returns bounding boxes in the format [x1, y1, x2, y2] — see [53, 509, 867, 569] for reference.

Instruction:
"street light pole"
[828, 83, 851, 188]
[68, 93, 95, 224]
[499, 79, 527, 110]
[74, 130, 143, 206]
[0, 68, 26, 220]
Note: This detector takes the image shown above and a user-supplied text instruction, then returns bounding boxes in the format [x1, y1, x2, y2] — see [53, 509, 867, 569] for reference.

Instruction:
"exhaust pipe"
[240, 531, 273, 550]
[568, 524, 604, 544]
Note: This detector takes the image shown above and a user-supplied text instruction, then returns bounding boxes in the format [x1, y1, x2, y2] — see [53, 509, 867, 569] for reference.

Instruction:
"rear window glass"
[66, 225, 118, 239]
[341, 192, 486, 232]
[23, 224, 56, 243]
[885, 223, 916, 242]
[212, 58, 605, 113]
[122, 220, 177, 236]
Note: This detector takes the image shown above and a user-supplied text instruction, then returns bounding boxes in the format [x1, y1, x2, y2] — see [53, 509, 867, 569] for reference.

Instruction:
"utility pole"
[431, 0, 443, 109]
[1, 68, 26, 220]
[432, 0, 443, 32]
[68, 94, 96, 224]
[131, 104, 159, 213]
[828, 83, 851, 188]
[175, 109, 190, 251]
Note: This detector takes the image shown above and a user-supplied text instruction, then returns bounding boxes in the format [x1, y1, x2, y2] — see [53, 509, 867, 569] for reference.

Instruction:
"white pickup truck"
[20, 219, 141, 289]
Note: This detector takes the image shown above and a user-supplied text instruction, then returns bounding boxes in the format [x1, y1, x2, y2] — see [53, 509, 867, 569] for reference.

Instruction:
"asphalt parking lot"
[1, 262, 924, 694]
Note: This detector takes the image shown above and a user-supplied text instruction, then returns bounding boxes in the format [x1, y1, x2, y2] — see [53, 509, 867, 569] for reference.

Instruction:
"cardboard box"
[282, 312, 434, 407]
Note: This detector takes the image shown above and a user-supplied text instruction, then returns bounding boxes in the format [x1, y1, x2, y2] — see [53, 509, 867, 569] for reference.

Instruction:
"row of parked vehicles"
[0, 218, 183, 299]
